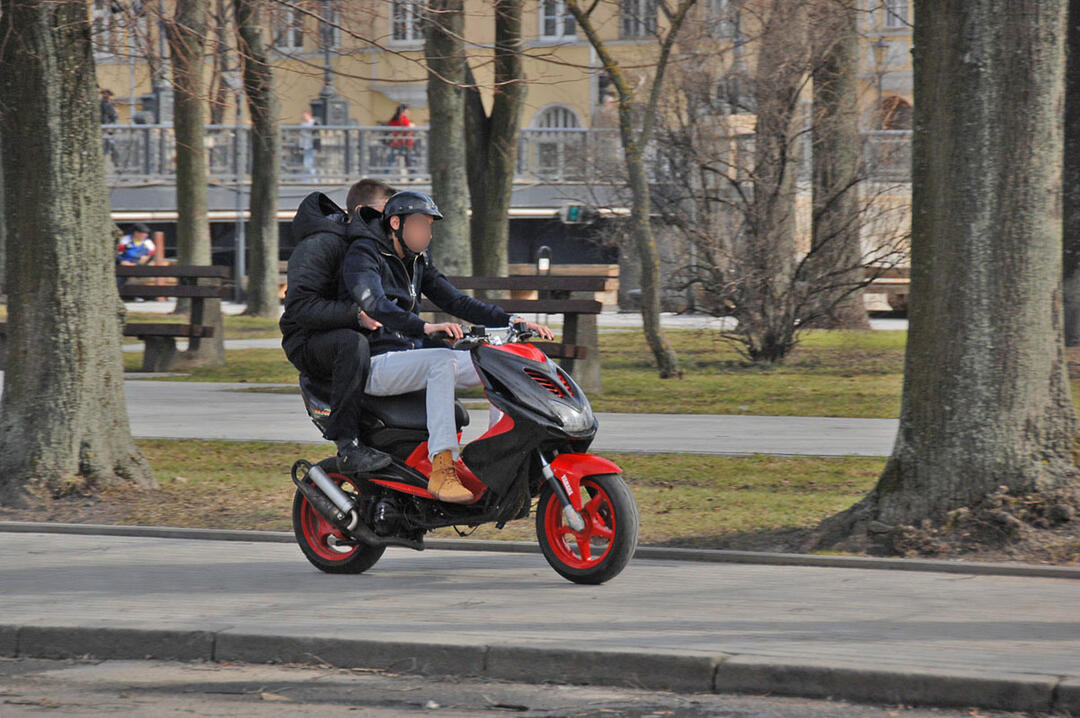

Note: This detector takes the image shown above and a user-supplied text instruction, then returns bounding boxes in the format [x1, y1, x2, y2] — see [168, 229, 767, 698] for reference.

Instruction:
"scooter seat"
[299, 375, 470, 431]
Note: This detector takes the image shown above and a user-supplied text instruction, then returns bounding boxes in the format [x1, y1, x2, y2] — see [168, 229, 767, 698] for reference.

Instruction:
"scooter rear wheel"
[292, 471, 385, 574]
[536, 473, 639, 584]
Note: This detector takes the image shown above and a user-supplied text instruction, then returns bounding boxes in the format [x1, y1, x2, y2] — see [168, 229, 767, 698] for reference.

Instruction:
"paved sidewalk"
[0, 373, 897, 456]
[0, 531, 1076, 712]
[121, 379, 901, 456]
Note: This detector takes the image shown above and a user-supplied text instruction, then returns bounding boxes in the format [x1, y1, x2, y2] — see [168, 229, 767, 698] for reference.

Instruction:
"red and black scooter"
[290, 323, 639, 584]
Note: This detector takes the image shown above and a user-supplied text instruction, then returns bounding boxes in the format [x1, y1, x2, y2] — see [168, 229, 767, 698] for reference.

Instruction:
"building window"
[391, 0, 424, 43]
[272, 6, 305, 50]
[92, 0, 120, 56]
[620, 0, 657, 38]
[704, 0, 737, 37]
[541, 0, 576, 40]
[883, 0, 908, 29]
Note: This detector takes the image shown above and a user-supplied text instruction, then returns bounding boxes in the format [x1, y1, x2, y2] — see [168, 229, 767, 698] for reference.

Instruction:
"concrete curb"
[2, 520, 1079, 580]
[0, 623, 1075, 713]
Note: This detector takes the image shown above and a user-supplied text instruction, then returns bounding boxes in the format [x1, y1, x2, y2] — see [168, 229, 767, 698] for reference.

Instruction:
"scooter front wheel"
[292, 470, 385, 574]
[536, 473, 639, 584]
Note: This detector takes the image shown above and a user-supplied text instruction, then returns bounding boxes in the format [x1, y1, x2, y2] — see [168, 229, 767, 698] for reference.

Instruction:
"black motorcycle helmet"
[381, 191, 443, 262]
[382, 191, 443, 227]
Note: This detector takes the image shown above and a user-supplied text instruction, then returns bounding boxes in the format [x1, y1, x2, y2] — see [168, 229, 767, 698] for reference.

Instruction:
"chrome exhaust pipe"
[291, 460, 357, 529]
[290, 460, 425, 551]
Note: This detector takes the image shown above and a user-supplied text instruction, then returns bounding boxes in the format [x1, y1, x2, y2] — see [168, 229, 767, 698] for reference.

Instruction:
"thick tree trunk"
[169, 0, 223, 362]
[425, 0, 471, 276]
[813, 0, 1079, 550]
[465, 0, 524, 288]
[808, 0, 869, 330]
[0, 0, 155, 506]
[236, 0, 280, 318]
[1064, 0, 1080, 345]
[0, 127, 5, 298]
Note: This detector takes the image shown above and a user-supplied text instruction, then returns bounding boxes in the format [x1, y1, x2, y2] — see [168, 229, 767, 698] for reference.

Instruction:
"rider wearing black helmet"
[340, 191, 553, 503]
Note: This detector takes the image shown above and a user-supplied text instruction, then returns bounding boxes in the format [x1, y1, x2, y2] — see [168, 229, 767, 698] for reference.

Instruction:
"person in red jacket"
[386, 104, 414, 168]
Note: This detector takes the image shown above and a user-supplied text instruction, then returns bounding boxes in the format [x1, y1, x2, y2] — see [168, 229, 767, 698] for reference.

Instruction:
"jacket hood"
[346, 205, 394, 253]
[291, 192, 348, 241]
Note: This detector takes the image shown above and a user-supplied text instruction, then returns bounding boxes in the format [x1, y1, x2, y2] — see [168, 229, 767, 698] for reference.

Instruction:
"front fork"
[537, 451, 586, 531]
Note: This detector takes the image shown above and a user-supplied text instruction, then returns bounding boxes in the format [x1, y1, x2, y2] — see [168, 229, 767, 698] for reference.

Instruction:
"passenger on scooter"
[280, 179, 397, 474]
[340, 191, 554, 504]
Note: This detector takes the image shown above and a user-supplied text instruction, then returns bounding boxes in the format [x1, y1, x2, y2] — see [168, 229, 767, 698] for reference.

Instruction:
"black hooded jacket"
[339, 207, 511, 356]
[279, 192, 359, 360]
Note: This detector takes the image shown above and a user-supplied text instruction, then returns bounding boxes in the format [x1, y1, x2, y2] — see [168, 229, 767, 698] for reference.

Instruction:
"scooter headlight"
[551, 401, 594, 433]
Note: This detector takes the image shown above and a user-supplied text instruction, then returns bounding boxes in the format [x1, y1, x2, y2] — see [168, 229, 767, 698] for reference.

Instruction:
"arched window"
[533, 105, 582, 129]
[528, 106, 585, 180]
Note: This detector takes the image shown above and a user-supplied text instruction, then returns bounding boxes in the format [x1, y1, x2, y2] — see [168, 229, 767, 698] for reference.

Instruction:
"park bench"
[0, 265, 230, 373]
[421, 274, 612, 392]
[864, 266, 910, 312]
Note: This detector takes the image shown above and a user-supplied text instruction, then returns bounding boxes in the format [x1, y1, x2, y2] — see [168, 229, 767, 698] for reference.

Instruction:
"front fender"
[549, 453, 622, 512]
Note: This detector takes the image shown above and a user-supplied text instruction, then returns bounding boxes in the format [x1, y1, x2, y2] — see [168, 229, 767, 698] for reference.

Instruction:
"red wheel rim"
[299, 473, 359, 562]
[543, 478, 616, 570]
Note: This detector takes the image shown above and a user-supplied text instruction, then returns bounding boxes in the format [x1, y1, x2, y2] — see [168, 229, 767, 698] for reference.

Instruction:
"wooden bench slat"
[116, 265, 231, 279]
[445, 276, 610, 292]
[419, 298, 602, 315]
[1, 322, 214, 338]
[122, 324, 215, 338]
[119, 286, 230, 299]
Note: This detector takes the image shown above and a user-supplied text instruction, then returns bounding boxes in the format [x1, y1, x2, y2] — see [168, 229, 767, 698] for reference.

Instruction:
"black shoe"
[336, 439, 393, 474]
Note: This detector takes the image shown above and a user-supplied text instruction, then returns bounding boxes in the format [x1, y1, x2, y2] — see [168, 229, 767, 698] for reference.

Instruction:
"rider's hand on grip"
[424, 321, 464, 344]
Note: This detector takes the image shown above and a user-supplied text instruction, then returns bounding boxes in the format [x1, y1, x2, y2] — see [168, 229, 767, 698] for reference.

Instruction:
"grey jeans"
[365, 348, 487, 460]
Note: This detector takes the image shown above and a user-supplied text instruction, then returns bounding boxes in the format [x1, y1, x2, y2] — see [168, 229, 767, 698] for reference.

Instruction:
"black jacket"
[340, 208, 511, 355]
[279, 193, 360, 360]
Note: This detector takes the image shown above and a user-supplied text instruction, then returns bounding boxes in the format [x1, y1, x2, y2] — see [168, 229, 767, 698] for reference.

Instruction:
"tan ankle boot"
[428, 451, 474, 504]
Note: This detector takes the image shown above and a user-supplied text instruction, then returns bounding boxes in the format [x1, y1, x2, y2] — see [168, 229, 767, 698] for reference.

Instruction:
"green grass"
[122, 312, 281, 344]
[125, 329, 912, 417]
[0, 439, 882, 550]
[120, 327, 1080, 418]
[592, 329, 907, 417]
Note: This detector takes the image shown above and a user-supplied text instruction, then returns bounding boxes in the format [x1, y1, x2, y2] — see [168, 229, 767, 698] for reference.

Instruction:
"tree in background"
[426, 0, 472, 276]
[465, 0, 526, 290]
[565, 0, 699, 378]
[167, 0, 224, 362]
[236, 0, 281, 318]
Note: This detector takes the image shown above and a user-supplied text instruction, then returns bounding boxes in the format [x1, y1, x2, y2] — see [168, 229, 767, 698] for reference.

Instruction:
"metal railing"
[99, 124, 913, 185]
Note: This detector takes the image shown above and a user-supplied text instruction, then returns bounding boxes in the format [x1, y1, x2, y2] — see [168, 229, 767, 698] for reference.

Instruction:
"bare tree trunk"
[208, 0, 231, 125]
[168, 0, 223, 363]
[465, 0, 524, 288]
[0, 127, 5, 298]
[735, 0, 809, 362]
[425, 0, 471, 276]
[0, 0, 156, 506]
[1064, 0, 1080, 345]
[812, 0, 1079, 551]
[565, 0, 697, 378]
[236, 0, 280, 318]
[808, 0, 869, 330]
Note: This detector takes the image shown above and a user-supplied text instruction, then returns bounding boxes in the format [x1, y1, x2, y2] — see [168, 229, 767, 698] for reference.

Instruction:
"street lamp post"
[225, 70, 246, 303]
[310, 0, 349, 126]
